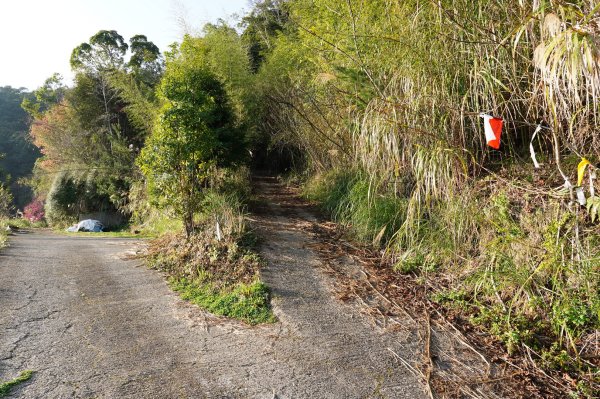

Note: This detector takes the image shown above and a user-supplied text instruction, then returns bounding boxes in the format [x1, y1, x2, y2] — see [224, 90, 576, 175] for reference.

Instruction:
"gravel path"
[0, 179, 426, 398]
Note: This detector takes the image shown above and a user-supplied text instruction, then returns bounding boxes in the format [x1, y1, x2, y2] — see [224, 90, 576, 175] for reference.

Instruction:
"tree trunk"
[184, 210, 194, 239]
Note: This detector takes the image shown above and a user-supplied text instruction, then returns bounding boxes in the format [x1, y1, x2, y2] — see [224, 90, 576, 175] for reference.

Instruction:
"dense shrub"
[22, 199, 44, 222]
[0, 184, 13, 217]
[45, 172, 115, 227]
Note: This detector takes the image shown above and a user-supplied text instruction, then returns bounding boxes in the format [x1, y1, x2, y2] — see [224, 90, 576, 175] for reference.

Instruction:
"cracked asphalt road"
[0, 184, 426, 398]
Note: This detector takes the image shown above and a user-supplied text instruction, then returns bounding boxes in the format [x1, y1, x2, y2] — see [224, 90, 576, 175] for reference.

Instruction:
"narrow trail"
[0, 177, 428, 398]
[251, 176, 427, 398]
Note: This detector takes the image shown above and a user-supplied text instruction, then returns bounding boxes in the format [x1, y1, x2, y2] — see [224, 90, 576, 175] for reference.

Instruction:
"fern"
[586, 196, 600, 223]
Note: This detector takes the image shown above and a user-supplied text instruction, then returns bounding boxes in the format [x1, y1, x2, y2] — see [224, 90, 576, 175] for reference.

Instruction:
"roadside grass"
[0, 370, 33, 397]
[3, 219, 47, 229]
[304, 166, 599, 395]
[129, 214, 183, 238]
[59, 230, 154, 239]
[169, 277, 275, 325]
[56, 217, 181, 239]
[304, 169, 407, 246]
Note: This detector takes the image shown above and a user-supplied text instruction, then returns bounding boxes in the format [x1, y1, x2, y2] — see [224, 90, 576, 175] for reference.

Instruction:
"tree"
[69, 30, 162, 144]
[70, 30, 129, 74]
[137, 49, 244, 237]
[0, 86, 40, 208]
[195, 23, 253, 122]
[26, 31, 164, 226]
[21, 73, 66, 119]
[0, 183, 14, 217]
[240, 0, 289, 72]
[128, 34, 163, 86]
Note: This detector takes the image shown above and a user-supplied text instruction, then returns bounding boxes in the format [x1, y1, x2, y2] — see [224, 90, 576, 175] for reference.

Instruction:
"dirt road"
[0, 183, 426, 398]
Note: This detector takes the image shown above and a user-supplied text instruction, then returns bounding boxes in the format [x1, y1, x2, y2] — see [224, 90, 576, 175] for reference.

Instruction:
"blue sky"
[0, 0, 249, 90]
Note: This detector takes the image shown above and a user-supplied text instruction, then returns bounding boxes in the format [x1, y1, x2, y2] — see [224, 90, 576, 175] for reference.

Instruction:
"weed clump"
[169, 278, 274, 325]
[0, 370, 33, 397]
[305, 169, 407, 246]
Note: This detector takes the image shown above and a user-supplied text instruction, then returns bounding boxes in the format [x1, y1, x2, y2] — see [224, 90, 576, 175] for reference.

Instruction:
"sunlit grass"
[169, 277, 275, 325]
[0, 370, 33, 397]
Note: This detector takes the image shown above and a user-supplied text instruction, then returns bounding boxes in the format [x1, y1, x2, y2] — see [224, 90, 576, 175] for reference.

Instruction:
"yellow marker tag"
[577, 158, 591, 187]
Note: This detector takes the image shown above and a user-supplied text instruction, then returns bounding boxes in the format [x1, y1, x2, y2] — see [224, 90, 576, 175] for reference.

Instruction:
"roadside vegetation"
[145, 169, 275, 325]
[245, 0, 600, 395]
[0, 370, 33, 397]
[1, 27, 274, 322]
[0, 0, 596, 394]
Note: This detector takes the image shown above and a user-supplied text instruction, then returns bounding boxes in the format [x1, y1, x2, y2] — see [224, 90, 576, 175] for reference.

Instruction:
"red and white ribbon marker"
[479, 113, 503, 149]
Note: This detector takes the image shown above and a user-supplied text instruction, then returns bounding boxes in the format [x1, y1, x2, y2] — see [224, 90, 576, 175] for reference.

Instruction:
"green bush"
[0, 184, 14, 217]
[169, 277, 275, 325]
[45, 172, 115, 227]
[305, 169, 407, 245]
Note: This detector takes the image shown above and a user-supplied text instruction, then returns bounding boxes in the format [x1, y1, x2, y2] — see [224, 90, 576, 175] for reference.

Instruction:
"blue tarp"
[66, 219, 104, 233]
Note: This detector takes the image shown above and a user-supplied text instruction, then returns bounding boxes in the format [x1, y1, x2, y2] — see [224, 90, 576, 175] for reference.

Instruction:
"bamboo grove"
[249, 0, 600, 391]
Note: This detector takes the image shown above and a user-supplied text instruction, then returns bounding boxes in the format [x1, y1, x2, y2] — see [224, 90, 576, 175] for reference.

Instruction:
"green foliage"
[196, 24, 254, 122]
[471, 305, 540, 355]
[144, 168, 272, 324]
[130, 1, 599, 387]
[44, 172, 114, 227]
[138, 39, 244, 236]
[540, 342, 573, 371]
[432, 289, 470, 309]
[551, 298, 594, 340]
[0, 184, 14, 217]
[169, 277, 275, 325]
[27, 30, 163, 222]
[451, 186, 600, 378]
[106, 70, 160, 135]
[586, 196, 600, 223]
[240, 0, 289, 72]
[0, 86, 40, 208]
[5, 217, 47, 229]
[127, 34, 163, 86]
[201, 190, 246, 239]
[70, 30, 129, 73]
[305, 169, 407, 245]
[21, 73, 66, 118]
[0, 370, 33, 397]
[394, 250, 438, 274]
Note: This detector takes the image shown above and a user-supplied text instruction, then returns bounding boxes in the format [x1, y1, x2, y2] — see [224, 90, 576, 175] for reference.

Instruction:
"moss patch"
[0, 370, 33, 397]
[169, 277, 275, 325]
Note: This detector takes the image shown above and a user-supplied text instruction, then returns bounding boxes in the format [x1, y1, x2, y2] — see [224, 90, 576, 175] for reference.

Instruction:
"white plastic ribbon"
[215, 220, 222, 241]
[590, 169, 597, 198]
[530, 124, 542, 169]
[576, 187, 587, 206]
